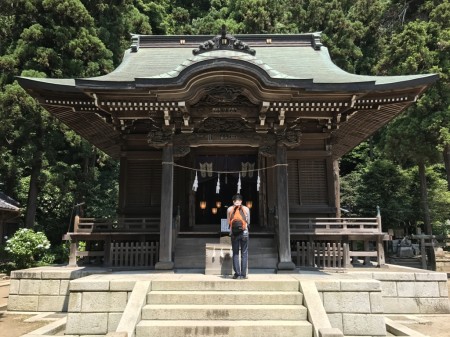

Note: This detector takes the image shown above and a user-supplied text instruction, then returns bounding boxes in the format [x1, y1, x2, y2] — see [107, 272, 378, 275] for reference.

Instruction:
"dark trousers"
[231, 231, 249, 276]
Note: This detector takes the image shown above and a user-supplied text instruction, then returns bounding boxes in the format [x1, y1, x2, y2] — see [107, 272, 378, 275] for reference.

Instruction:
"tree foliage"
[0, 0, 449, 246]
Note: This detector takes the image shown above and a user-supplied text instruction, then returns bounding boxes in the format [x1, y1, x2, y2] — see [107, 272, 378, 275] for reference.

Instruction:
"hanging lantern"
[246, 201, 253, 209]
[216, 201, 222, 208]
[211, 207, 218, 214]
[200, 201, 207, 209]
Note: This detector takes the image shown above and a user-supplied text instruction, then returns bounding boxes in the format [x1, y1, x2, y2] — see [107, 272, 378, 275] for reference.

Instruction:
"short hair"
[232, 194, 243, 201]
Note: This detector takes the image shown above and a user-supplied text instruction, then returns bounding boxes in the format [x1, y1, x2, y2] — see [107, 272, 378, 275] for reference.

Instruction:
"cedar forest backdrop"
[0, 0, 449, 245]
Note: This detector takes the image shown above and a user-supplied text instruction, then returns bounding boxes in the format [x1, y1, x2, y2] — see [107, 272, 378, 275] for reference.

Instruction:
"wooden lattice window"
[288, 159, 328, 206]
[126, 161, 161, 207]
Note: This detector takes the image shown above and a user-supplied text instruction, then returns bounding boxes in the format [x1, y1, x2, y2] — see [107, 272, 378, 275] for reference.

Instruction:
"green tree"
[0, 0, 118, 236]
[355, 160, 414, 231]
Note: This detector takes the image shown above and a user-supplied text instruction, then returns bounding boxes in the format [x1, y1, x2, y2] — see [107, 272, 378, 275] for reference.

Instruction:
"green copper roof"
[79, 45, 435, 86]
[18, 33, 437, 92]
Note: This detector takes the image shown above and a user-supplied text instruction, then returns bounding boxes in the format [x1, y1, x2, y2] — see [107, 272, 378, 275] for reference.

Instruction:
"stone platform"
[6, 265, 450, 337]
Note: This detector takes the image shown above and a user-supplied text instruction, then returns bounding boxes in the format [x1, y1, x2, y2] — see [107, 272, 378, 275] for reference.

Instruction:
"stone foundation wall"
[436, 257, 450, 273]
[7, 267, 108, 312]
[316, 279, 386, 337]
[65, 274, 138, 335]
[376, 271, 450, 314]
[339, 271, 450, 314]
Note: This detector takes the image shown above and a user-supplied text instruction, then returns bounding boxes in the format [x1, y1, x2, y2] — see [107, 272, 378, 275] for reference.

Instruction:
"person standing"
[227, 194, 250, 279]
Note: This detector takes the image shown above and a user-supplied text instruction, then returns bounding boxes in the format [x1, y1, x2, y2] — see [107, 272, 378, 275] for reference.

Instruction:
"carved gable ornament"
[193, 25, 256, 56]
[195, 85, 254, 106]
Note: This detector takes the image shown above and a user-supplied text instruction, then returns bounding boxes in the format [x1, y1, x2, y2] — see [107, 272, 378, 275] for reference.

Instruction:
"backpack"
[229, 206, 248, 235]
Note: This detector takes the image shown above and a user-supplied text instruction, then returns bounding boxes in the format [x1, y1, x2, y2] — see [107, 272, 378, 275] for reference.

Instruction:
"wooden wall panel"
[124, 160, 162, 214]
[288, 158, 328, 207]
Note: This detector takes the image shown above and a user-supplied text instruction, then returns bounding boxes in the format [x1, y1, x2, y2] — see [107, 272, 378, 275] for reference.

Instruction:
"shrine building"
[17, 28, 438, 272]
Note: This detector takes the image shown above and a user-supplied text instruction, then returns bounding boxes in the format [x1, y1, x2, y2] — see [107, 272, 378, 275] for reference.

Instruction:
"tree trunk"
[25, 150, 43, 227]
[25, 113, 44, 228]
[418, 161, 431, 234]
[418, 160, 435, 270]
[444, 144, 450, 191]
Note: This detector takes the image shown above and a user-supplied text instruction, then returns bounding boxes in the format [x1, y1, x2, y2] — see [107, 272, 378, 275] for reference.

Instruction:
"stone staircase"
[174, 237, 278, 270]
[135, 277, 313, 337]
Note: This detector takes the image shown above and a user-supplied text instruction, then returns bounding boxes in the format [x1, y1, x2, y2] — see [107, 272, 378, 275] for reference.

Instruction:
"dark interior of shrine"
[194, 154, 259, 227]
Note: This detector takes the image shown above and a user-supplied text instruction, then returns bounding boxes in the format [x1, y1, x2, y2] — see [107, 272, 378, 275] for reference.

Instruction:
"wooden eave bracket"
[178, 101, 194, 133]
[278, 108, 285, 127]
[256, 101, 270, 133]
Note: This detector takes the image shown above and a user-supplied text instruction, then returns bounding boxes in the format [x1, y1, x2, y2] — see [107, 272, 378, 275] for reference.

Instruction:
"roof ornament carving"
[193, 25, 256, 56]
[173, 145, 191, 158]
[147, 127, 173, 148]
[312, 32, 323, 50]
[275, 129, 302, 147]
[194, 85, 253, 106]
[130, 35, 140, 52]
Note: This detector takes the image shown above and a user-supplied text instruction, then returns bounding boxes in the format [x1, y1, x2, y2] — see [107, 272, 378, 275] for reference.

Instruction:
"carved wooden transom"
[193, 85, 254, 106]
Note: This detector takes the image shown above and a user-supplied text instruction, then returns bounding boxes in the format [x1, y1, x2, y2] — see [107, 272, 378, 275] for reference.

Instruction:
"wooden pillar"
[276, 144, 295, 271]
[377, 236, 386, 267]
[0, 221, 4, 245]
[333, 159, 341, 217]
[363, 240, 371, 265]
[118, 156, 127, 215]
[104, 236, 111, 267]
[376, 208, 386, 267]
[155, 144, 175, 270]
[68, 240, 78, 267]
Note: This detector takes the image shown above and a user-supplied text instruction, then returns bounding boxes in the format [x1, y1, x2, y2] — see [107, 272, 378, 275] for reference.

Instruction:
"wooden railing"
[110, 241, 159, 267]
[290, 217, 381, 234]
[74, 217, 160, 233]
[290, 215, 386, 267]
[293, 242, 349, 269]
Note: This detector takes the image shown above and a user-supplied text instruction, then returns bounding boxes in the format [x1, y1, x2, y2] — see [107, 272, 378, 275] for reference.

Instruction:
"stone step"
[175, 239, 276, 250]
[175, 257, 282, 269]
[176, 248, 276, 258]
[142, 304, 307, 320]
[136, 319, 313, 337]
[175, 241, 277, 252]
[388, 258, 423, 269]
[175, 260, 278, 269]
[147, 290, 303, 305]
[150, 278, 300, 292]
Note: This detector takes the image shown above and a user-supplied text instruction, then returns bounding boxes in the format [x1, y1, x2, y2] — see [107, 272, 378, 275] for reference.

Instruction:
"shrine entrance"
[194, 153, 259, 227]
[179, 146, 267, 233]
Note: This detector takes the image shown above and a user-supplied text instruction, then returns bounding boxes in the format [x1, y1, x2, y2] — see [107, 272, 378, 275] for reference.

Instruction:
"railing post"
[376, 205, 381, 233]
[74, 215, 80, 232]
[375, 206, 386, 267]
[343, 243, 351, 268]
[377, 236, 386, 267]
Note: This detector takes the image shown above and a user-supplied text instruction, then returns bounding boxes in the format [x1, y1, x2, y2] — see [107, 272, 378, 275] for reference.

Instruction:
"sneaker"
[232, 274, 240, 279]
[240, 275, 248, 279]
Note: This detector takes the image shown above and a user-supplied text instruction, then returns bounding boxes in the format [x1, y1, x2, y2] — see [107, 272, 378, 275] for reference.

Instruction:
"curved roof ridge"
[142, 50, 295, 80]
